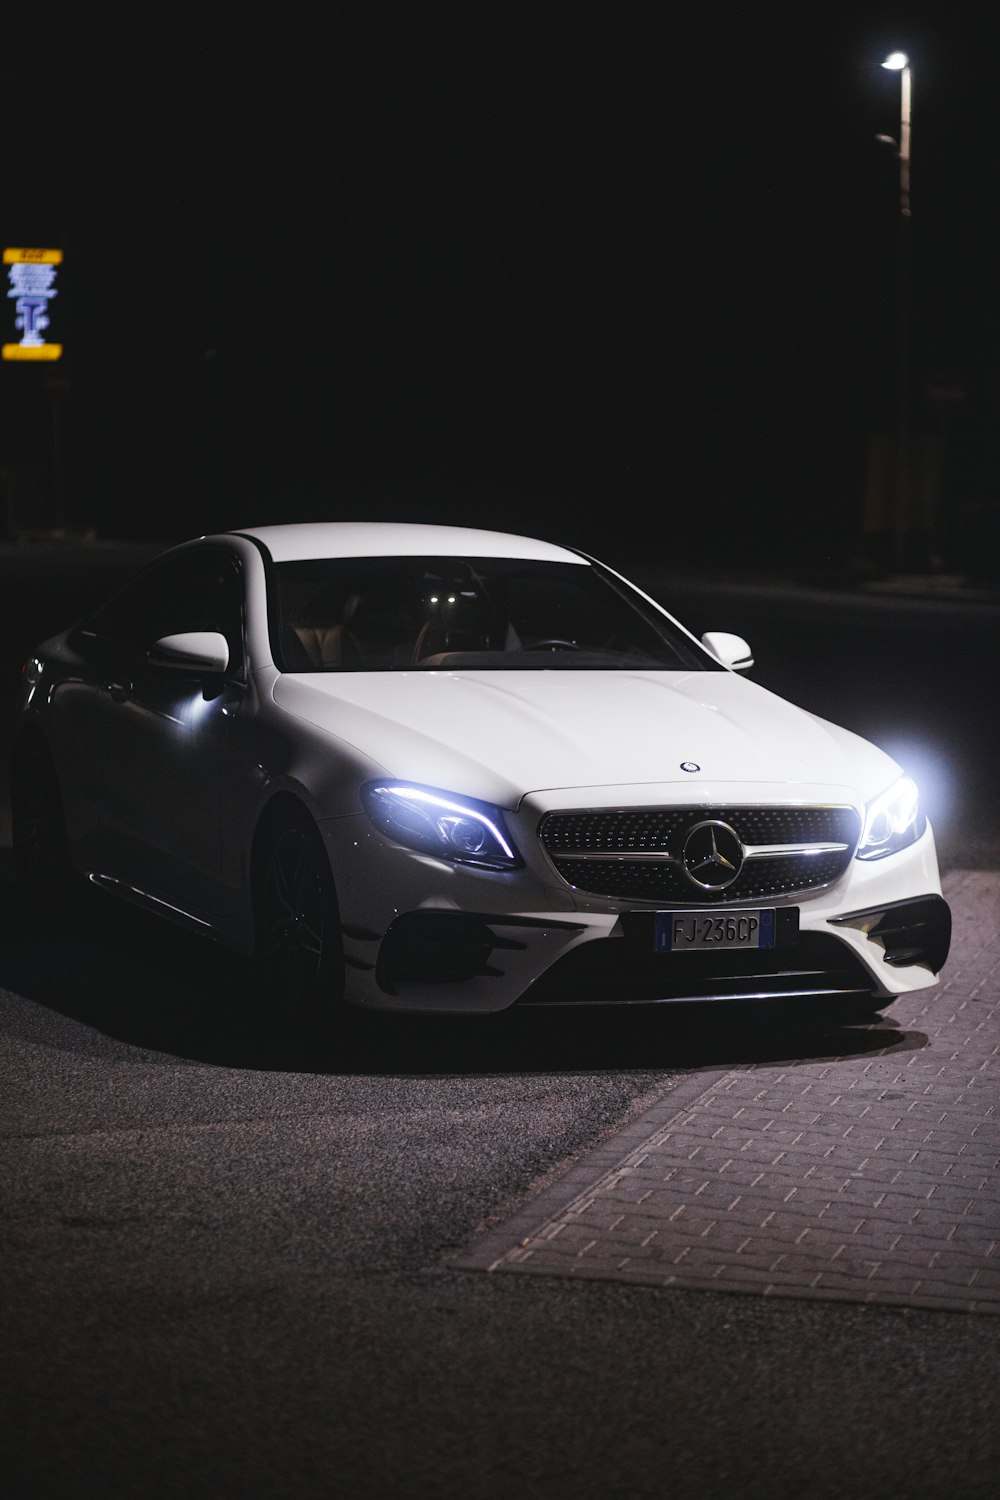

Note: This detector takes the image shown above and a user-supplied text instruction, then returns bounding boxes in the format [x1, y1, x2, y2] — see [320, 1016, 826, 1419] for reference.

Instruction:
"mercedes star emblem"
[681, 819, 744, 890]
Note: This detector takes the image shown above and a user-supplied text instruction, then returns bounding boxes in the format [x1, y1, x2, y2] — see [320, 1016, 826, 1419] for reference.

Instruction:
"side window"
[83, 551, 246, 677]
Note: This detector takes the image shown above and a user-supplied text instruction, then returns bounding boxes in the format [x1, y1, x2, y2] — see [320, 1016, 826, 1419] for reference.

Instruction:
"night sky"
[2, 2, 997, 568]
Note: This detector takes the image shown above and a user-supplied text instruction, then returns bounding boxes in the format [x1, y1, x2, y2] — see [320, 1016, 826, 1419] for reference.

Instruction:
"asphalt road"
[2, 540, 999, 1499]
[2, 870, 998, 1500]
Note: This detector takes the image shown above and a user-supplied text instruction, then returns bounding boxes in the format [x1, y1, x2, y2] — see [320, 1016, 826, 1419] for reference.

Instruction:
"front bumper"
[322, 813, 950, 1015]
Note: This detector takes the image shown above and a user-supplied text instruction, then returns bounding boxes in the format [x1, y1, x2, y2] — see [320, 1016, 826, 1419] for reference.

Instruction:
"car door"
[58, 546, 248, 916]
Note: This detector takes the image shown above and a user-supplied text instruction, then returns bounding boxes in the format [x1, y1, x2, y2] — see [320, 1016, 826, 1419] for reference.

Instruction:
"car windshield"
[271, 555, 724, 673]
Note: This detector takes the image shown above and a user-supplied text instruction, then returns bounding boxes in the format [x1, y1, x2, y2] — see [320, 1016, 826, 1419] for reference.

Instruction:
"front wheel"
[10, 740, 73, 901]
[253, 811, 346, 1054]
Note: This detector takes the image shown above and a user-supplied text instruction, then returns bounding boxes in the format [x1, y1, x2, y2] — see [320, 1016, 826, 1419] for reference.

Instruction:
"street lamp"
[880, 51, 913, 569]
[881, 52, 911, 218]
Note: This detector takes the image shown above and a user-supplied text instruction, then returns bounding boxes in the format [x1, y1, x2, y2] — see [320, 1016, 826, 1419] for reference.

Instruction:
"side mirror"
[701, 630, 754, 672]
[148, 631, 230, 675]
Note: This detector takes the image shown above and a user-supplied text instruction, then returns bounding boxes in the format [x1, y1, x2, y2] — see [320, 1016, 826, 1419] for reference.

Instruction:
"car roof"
[225, 521, 589, 565]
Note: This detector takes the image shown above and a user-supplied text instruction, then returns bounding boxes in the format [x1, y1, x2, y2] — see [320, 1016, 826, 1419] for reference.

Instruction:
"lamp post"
[881, 52, 911, 217]
[881, 51, 913, 569]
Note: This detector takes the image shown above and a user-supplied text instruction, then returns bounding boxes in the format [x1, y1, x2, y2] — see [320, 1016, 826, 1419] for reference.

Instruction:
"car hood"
[272, 668, 900, 809]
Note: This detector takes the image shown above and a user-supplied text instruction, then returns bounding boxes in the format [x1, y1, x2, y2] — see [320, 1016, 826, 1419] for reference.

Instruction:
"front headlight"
[856, 775, 925, 861]
[361, 781, 524, 869]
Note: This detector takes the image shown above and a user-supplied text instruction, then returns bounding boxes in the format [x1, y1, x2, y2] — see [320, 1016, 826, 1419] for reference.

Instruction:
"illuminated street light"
[880, 52, 911, 218]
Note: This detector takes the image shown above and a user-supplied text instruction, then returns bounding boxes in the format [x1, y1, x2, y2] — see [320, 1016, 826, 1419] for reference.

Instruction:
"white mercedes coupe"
[12, 521, 951, 1042]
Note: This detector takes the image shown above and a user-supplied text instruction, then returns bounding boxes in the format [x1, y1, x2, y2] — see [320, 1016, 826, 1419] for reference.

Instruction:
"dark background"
[2, 1, 998, 574]
[3, 16, 1000, 1497]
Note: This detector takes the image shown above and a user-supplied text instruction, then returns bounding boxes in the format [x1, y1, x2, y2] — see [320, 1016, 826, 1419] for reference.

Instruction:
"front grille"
[539, 805, 860, 904]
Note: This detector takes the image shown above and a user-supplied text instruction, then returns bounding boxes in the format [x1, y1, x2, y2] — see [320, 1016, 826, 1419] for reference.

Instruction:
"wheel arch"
[250, 790, 334, 899]
[10, 718, 57, 776]
[249, 788, 347, 1023]
[9, 721, 65, 819]
[8, 718, 74, 891]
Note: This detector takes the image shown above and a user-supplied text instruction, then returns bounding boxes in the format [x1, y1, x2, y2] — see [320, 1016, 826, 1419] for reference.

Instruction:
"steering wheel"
[524, 638, 580, 651]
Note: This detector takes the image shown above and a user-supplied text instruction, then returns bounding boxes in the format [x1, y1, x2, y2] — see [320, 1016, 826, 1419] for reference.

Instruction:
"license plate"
[655, 909, 776, 953]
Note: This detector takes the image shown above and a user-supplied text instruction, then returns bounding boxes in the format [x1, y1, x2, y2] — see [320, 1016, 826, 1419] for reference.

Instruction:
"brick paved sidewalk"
[453, 868, 1000, 1314]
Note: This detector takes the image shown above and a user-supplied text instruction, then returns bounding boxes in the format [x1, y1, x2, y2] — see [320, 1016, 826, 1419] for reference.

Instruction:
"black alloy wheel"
[11, 742, 73, 900]
[255, 813, 345, 1046]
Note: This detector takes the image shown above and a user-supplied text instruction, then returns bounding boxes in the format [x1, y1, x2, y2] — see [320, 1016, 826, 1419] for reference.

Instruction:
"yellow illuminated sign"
[3, 247, 64, 264]
[3, 246, 64, 361]
[2, 343, 63, 360]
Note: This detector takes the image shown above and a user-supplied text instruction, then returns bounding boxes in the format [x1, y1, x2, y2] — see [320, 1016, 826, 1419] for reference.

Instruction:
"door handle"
[105, 679, 132, 703]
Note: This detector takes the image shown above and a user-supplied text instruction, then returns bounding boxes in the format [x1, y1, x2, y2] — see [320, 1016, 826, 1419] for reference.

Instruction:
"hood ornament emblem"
[680, 761, 700, 773]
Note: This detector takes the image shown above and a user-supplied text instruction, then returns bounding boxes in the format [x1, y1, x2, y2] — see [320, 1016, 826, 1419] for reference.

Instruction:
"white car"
[11, 521, 951, 1043]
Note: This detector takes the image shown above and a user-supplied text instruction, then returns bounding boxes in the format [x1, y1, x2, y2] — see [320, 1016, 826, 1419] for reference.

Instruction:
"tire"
[10, 739, 74, 901]
[253, 809, 346, 1051]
